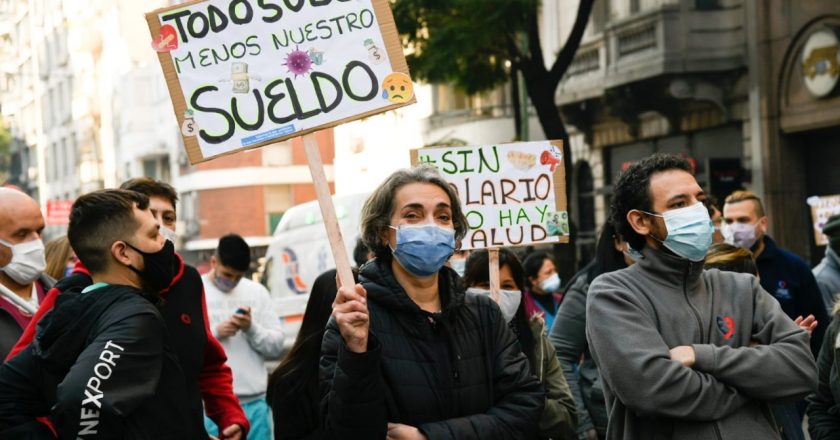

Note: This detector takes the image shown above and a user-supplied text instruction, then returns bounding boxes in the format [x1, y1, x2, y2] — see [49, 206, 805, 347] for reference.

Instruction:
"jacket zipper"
[682, 263, 705, 342]
[684, 262, 722, 440]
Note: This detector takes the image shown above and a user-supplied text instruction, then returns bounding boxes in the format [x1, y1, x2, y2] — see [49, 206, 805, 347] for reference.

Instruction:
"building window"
[268, 212, 284, 235]
[695, 0, 721, 10]
[141, 156, 171, 181]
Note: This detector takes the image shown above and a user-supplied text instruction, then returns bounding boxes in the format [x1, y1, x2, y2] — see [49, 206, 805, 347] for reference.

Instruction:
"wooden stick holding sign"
[488, 248, 501, 302]
[303, 133, 355, 289]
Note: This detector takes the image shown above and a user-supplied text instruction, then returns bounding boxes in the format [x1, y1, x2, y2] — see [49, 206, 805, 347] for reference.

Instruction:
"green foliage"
[393, 0, 537, 94]
[0, 122, 11, 173]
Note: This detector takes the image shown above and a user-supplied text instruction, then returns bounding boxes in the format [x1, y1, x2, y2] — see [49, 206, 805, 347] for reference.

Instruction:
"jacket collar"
[755, 236, 778, 263]
[636, 244, 705, 288]
[826, 247, 840, 270]
[359, 258, 465, 315]
[72, 252, 185, 296]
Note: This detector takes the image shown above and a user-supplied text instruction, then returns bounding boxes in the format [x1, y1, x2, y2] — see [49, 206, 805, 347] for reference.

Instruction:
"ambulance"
[261, 192, 369, 353]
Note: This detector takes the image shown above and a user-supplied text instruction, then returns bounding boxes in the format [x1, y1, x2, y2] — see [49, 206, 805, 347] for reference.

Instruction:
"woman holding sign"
[320, 166, 543, 439]
[463, 248, 578, 440]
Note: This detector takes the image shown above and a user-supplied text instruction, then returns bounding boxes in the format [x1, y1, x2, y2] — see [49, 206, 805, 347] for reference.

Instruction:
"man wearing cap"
[814, 213, 840, 315]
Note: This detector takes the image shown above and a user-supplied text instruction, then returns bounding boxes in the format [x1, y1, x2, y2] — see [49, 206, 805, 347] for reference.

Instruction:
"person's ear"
[210, 255, 217, 268]
[627, 210, 652, 237]
[757, 216, 769, 234]
[379, 227, 393, 250]
[111, 241, 132, 266]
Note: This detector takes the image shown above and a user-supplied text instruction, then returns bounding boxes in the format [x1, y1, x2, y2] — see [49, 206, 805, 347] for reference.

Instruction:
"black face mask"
[125, 239, 176, 292]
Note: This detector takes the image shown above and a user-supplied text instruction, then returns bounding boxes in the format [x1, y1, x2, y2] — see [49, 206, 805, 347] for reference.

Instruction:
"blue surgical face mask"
[540, 273, 561, 293]
[642, 201, 713, 262]
[625, 246, 644, 262]
[214, 274, 238, 293]
[389, 223, 455, 278]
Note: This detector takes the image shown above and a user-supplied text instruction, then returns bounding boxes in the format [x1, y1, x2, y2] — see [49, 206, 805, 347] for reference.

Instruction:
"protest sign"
[146, 0, 415, 164]
[412, 140, 569, 250]
[46, 199, 73, 226]
[807, 194, 840, 246]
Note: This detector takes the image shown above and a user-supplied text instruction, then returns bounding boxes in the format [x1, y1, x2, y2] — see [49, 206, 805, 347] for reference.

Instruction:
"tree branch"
[547, 0, 595, 88]
[527, 2, 545, 74]
[505, 33, 524, 67]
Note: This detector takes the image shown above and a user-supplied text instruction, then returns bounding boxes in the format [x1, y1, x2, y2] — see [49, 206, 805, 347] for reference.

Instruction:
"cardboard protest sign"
[146, 0, 415, 164]
[807, 194, 840, 246]
[412, 141, 569, 250]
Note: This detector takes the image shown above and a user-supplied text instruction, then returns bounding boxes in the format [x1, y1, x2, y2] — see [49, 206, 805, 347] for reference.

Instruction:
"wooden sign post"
[488, 248, 501, 300]
[146, 0, 415, 287]
[303, 133, 354, 288]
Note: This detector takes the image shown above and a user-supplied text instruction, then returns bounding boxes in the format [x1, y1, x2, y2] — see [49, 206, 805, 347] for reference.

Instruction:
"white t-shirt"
[203, 274, 284, 399]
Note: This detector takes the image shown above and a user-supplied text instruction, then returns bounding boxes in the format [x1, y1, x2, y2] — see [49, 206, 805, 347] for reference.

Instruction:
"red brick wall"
[292, 182, 335, 205]
[193, 128, 335, 237]
[198, 186, 266, 238]
[291, 129, 334, 165]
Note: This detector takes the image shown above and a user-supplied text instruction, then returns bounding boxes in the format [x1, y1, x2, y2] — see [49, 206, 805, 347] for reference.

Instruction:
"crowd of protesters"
[1, 153, 839, 439]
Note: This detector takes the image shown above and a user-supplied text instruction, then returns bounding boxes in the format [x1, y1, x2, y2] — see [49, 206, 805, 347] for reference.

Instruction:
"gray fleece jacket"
[586, 246, 817, 440]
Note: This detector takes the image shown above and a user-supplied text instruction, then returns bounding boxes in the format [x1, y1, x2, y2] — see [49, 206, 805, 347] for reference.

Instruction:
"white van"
[262, 192, 369, 353]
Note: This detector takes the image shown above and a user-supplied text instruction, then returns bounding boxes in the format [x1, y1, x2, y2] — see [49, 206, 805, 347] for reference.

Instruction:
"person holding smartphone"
[204, 234, 285, 439]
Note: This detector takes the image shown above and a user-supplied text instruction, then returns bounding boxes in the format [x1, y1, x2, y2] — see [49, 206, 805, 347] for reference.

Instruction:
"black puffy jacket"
[319, 259, 544, 439]
[0, 283, 194, 439]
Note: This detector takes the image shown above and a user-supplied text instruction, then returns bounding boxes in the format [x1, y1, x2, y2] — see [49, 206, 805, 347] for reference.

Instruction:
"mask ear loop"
[633, 209, 667, 243]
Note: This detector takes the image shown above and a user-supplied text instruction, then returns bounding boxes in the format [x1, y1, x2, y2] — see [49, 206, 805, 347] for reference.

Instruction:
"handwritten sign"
[413, 141, 568, 250]
[146, 0, 414, 164]
[808, 194, 840, 246]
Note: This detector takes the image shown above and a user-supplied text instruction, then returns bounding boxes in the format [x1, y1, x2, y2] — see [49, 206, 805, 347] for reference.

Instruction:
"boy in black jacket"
[0, 189, 195, 439]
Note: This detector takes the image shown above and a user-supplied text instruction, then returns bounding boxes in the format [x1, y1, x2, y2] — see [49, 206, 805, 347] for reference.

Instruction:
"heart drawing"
[151, 25, 178, 52]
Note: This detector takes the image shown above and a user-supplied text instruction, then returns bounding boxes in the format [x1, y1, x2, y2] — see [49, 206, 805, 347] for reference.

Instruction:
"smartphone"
[235, 308, 249, 315]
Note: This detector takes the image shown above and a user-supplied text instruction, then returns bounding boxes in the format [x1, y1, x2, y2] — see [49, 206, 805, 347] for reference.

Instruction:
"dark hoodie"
[319, 258, 544, 439]
[0, 283, 194, 439]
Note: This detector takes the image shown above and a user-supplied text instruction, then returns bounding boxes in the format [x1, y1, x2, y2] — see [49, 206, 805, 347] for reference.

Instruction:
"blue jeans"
[205, 397, 273, 440]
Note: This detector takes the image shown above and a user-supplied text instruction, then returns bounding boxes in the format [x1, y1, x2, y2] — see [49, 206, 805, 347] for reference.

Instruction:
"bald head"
[0, 187, 38, 205]
[0, 188, 44, 245]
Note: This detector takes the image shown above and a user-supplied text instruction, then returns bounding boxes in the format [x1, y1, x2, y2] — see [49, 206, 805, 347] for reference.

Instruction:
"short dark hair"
[522, 251, 553, 290]
[216, 234, 250, 272]
[68, 189, 150, 273]
[610, 154, 693, 251]
[724, 190, 765, 217]
[120, 177, 179, 210]
[360, 165, 468, 259]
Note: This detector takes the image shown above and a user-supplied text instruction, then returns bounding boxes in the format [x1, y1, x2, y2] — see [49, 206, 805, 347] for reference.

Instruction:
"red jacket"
[7, 254, 249, 436]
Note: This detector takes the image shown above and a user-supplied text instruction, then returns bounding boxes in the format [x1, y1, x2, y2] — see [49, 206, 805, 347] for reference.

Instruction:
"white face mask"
[449, 259, 466, 277]
[160, 226, 178, 244]
[0, 238, 46, 285]
[722, 222, 758, 250]
[466, 287, 522, 323]
[540, 273, 561, 293]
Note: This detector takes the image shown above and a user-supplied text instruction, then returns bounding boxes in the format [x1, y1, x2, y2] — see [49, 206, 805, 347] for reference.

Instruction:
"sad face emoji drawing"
[381, 73, 414, 104]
